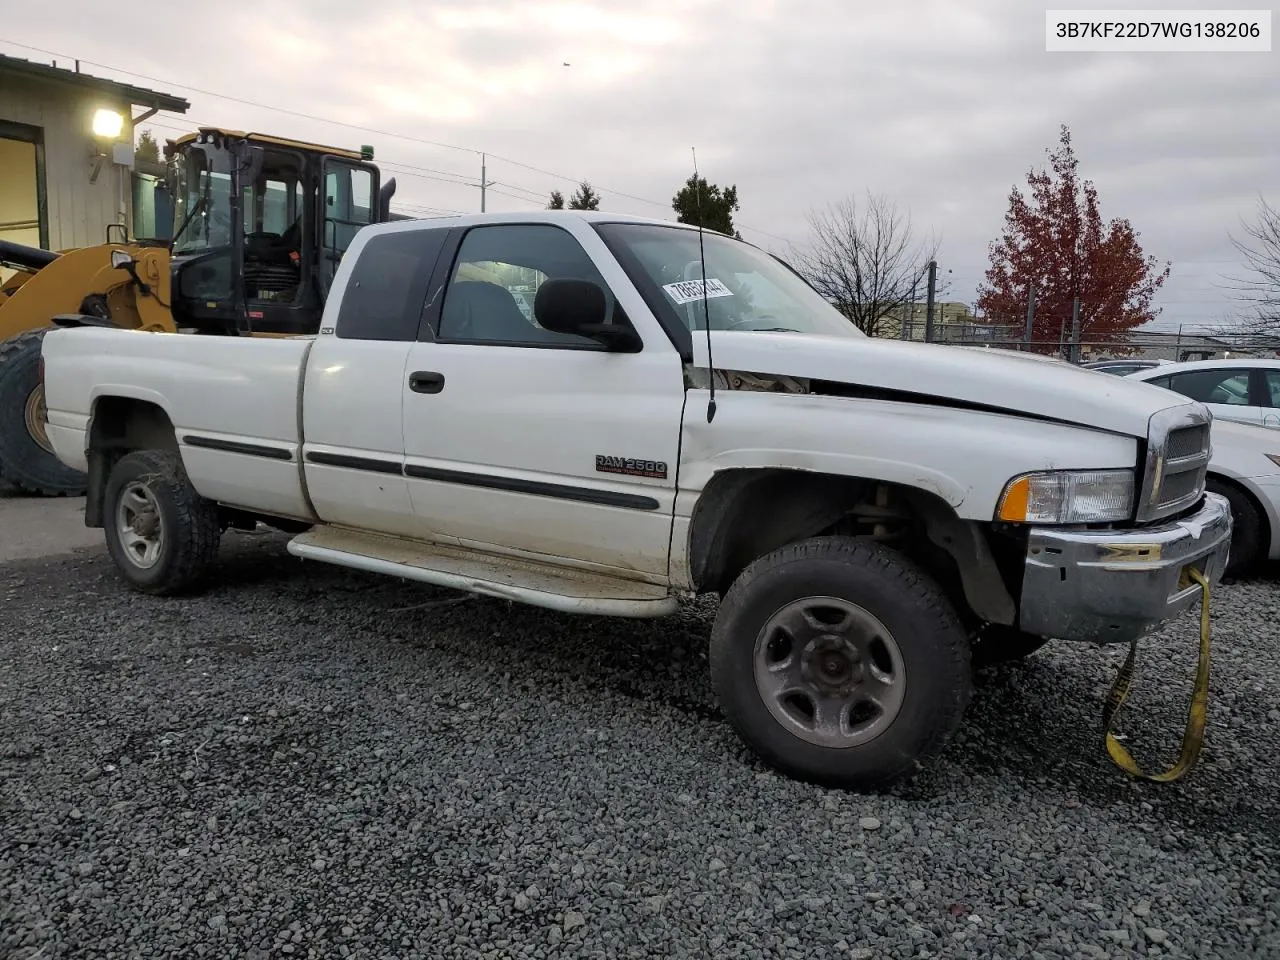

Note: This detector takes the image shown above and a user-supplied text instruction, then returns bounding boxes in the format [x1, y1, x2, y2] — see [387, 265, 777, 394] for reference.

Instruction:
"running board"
[286, 527, 678, 618]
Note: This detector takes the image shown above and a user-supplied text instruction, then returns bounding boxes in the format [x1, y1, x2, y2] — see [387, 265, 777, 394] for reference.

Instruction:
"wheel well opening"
[687, 468, 1020, 630]
[84, 397, 178, 526]
[1208, 472, 1271, 557]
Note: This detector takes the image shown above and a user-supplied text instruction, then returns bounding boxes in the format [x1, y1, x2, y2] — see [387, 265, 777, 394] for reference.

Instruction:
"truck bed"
[42, 326, 314, 521]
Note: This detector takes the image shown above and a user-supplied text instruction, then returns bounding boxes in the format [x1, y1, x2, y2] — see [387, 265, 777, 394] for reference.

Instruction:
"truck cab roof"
[383, 209, 710, 233]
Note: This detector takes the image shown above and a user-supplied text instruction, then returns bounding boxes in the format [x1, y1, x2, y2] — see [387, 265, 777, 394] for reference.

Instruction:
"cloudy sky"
[6, 0, 1276, 332]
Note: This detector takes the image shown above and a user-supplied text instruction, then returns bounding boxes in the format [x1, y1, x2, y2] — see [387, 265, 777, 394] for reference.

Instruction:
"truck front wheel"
[103, 449, 221, 595]
[709, 536, 972, 789]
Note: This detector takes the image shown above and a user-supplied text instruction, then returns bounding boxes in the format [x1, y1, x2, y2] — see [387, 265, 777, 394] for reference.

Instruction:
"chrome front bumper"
[1018, 492, 1232, 644]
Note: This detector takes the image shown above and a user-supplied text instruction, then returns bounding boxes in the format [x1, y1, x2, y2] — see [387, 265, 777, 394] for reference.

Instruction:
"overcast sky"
[6, 0, 1276, 332]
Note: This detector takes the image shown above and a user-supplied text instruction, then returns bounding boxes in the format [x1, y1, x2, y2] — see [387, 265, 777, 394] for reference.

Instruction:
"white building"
[0, 53, 188, 257]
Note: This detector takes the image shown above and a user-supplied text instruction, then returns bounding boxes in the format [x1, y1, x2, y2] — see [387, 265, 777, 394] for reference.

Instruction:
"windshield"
[595, 222, 862, 339]
[171, 144, 234, 254]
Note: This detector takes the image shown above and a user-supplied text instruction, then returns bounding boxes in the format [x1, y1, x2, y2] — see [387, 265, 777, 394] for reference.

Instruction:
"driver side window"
[436, 224, 608, 348]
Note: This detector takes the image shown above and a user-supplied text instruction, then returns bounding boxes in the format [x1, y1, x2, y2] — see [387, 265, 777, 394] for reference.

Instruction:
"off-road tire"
[0, 328, 88, 496]
[1206, 477, 1263, 577]
[969, 624, 1051, 668]
[103, 449, 221, 595]
[709, 535, 972, 789]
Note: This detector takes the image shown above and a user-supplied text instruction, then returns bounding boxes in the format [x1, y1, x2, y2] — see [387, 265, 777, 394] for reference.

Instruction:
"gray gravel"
[2, 531, 1279, 959]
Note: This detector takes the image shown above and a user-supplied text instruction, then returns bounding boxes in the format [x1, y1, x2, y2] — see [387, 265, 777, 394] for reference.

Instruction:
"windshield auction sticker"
[663, 278, 734, 305]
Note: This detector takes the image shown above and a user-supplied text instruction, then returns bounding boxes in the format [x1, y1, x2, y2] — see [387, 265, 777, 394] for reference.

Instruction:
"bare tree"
[789, 192, 939, 337]
[1227, 195, 1280, 334]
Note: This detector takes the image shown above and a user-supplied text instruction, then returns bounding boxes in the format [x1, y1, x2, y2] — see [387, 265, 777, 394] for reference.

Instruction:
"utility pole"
[1069, 297, 1081, 363]
[923, 260, 938, 343]
[479, 153, 496, 212]
[1023, 282, 1036, 351]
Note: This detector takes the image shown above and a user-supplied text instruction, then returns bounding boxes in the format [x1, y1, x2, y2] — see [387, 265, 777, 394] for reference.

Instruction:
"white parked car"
[1202, 417, 1280, 574]
[1126, 358, 1280, 428]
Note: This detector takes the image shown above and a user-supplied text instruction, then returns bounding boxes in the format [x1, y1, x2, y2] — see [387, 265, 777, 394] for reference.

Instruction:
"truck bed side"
[42, 326, 314, 521]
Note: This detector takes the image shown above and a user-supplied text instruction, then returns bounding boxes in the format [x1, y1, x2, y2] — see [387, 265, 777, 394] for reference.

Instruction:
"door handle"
[408, 371, 445, 394]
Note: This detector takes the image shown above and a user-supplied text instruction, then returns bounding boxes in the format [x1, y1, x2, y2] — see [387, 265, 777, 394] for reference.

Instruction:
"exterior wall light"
[92, 108, 124, 140]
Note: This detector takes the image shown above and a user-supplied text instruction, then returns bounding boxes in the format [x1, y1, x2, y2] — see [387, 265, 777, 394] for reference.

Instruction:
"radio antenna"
[692, 147, 716, 423]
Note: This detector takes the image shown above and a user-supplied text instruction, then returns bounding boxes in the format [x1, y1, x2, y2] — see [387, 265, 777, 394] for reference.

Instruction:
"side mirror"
[534, 278, 642, 352]
[110, 249, 135, 270]
[237, 144, 266, 186]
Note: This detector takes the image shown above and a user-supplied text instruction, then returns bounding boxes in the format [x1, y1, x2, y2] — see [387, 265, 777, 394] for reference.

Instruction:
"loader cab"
[163, 128, 390, 337]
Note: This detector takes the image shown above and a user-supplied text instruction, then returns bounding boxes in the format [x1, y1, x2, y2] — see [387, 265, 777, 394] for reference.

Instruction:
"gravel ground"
[2, 531, 1278, 960]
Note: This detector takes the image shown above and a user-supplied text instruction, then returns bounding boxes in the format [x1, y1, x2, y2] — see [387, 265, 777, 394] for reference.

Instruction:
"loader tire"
[0, 329, 87, 497]
[103, 449, 221, 595]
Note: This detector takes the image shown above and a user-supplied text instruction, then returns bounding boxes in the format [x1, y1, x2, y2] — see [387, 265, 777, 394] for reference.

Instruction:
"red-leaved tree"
[976, 125, 1170, 355]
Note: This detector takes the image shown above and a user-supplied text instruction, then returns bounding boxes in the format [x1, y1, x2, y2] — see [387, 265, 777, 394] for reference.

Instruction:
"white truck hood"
[690, 331, 1192, 438]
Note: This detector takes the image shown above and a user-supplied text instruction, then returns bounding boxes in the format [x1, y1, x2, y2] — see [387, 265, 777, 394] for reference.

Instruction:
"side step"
[286, 526, 679, 618]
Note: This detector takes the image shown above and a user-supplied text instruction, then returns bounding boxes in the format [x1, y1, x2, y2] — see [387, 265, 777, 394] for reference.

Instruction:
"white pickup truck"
[39, 211, 1231, 789]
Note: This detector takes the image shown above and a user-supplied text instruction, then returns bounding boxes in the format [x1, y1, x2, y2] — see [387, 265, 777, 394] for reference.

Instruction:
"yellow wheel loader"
[0, 127, 398, 495]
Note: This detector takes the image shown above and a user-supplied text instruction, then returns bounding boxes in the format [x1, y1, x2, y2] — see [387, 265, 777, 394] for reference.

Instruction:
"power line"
[486, 154, 671, 210]
[0, 37, 779, 237]
[485, 187, 547, 206]
[395, 203, 469, 216]
[1, 39, 666, 205]
[377, 165, 478, 190]
[376, 160, 479, 186]
[0, 39, 485, 159]
[491, 181, 553, 202]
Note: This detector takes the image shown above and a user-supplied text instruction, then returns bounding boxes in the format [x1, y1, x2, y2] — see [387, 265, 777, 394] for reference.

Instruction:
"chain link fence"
[889, 318, 1279, 364]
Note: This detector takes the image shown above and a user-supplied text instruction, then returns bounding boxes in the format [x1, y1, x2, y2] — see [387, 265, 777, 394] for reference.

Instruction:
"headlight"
[997, 469, 1134, 524]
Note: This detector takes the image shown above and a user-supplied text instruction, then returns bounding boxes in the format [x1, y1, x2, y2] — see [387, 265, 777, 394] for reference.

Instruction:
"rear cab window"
[334, 228, 449, 341]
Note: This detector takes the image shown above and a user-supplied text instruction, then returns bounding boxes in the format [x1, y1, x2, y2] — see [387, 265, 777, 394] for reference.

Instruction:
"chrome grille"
[1167, 424, 1209, 461]
[1136, 406, 1212, 522]
[1159, 470, 1202, 505]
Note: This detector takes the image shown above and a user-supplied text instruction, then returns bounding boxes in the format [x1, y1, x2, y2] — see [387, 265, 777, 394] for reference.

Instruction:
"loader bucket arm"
[0, 244, 177, 341]
[0, 265, 38, 305]
[0, 238, 60, 271]
[0, 240, 59, 311]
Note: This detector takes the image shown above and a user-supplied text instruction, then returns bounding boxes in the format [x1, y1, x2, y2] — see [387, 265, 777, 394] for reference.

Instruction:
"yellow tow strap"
[1101, 566, 1211, 782]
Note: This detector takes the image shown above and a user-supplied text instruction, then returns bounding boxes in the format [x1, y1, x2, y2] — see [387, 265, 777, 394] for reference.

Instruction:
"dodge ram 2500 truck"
[38, 210, 1231, 789]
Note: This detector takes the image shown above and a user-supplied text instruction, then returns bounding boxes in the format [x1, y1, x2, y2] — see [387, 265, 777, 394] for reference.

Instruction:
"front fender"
[677, 391, 1139, 523]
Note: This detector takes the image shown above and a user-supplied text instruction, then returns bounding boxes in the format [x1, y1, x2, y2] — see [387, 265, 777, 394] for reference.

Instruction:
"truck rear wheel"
[709, 536, 972, 789]
[103, 449, 221, 595]
[0, 329, 88, 496]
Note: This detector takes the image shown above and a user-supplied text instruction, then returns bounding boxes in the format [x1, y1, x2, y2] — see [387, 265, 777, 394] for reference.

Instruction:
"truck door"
[400, 221, 686, 580]
[300, 225, 452, 538]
